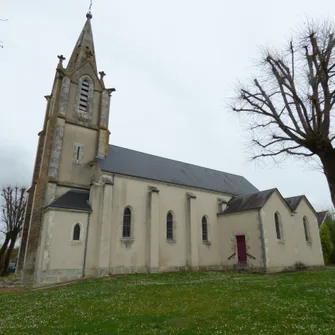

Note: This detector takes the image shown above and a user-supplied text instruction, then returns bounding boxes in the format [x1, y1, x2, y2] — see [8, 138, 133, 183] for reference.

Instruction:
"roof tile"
[98, 145, 258, 196]
[48, 189, 91, 212]
[223, 189, 276, 214]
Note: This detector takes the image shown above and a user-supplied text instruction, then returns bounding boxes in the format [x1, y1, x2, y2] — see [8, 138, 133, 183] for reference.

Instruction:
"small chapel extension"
[218, 189, 323, 272]
[17, 13, 324, 286]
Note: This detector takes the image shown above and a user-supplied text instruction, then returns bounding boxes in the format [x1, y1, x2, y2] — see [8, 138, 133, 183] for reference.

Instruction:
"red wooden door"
[236, 235, 247, 264]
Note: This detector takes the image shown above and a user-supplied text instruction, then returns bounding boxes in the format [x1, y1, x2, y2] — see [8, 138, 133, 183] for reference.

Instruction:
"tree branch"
[232, 19, 335, 164]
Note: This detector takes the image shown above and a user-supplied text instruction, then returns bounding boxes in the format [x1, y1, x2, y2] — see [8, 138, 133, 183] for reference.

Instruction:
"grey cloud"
[1, 0, 334, 211]
[0, 146, 31, 188]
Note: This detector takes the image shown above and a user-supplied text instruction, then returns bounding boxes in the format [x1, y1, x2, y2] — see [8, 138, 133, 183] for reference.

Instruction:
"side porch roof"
[47, 189, 92, 212]
[222, 188, 277, 214]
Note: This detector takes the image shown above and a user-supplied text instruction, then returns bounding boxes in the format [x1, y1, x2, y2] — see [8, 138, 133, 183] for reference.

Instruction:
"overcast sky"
[0, 0, 334, 211]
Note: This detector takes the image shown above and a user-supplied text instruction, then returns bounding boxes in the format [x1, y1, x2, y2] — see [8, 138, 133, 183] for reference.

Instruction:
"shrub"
[320, 223, 333, 264]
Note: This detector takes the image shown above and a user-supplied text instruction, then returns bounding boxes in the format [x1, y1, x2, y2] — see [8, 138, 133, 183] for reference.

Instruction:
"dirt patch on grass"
[0, 287, 26, 293]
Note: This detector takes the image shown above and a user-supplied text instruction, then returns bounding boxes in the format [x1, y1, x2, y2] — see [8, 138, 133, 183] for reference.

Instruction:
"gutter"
[82, 213, 91, 278]
[258, 209, 267, 273]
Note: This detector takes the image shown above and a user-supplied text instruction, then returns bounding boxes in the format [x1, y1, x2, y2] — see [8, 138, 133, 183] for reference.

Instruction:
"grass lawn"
[0, 270, 335, 334]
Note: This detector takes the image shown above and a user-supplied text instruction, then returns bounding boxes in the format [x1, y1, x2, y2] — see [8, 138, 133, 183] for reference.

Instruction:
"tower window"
[73, 144, 84, 164]
[76, 146, 81, 160]
[76, 76, 93, 121]
[79, 80, 90, 112]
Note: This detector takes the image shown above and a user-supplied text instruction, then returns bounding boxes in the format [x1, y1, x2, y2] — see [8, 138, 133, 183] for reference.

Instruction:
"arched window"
[166, 212, 174, 240]
[73, 223, 81, 241]
[122, 207, 131, 238]
[79, 79, 90, 112]
[303, 216, 311, 242]
[202, 216, 208, 241]
[274, 212, 282, 240]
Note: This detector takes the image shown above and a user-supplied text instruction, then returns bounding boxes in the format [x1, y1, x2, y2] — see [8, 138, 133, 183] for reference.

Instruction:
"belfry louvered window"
[79, 79, 90, 112]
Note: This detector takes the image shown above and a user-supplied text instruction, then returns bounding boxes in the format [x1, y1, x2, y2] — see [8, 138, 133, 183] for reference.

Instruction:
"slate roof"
[317, 211, 328, 228]
[98, 145, 259, 196]
[48, 189, 91, 212]
[285, 196, 304, 212]
[222, 189, 276, 214]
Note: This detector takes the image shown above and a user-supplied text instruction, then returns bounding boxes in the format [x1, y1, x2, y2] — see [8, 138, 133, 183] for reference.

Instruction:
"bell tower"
[18, 12, 115, 284]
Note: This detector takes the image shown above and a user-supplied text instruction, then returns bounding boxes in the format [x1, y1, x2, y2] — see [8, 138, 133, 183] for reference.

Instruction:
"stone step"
[0, 276, 23, 288]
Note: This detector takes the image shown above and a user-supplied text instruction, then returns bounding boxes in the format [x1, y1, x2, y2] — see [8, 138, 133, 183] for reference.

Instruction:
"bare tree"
[232, 19, 335, 207]
[0, 186, 27, 275]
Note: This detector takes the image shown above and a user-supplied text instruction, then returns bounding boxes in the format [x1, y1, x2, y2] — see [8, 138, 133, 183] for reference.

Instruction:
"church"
[18, 13, 324, 286]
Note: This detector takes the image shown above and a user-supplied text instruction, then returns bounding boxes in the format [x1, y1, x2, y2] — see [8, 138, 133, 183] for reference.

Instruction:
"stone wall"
[0, 276, 23, 289]
[21, 72, 63, 284]
[17, 128, 47, 272]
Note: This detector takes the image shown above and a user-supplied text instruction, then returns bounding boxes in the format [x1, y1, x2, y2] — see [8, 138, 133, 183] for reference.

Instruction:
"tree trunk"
[320, 150, 335, 209]
[1, 234, 17, 276]
[0, 234, 10, 268]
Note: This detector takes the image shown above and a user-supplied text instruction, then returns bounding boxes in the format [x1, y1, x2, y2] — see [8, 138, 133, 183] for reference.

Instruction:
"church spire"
[66, 12, 97, 73]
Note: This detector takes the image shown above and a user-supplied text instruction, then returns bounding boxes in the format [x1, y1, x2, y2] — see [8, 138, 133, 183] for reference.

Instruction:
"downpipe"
[82, 213, 91, 278]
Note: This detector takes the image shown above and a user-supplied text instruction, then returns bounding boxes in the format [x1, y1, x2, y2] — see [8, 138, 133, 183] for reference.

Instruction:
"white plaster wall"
[36, 177, 325, 286]
[158, 185, 188, 269]
[38, 210, 89, 271]
[218, 210, 263, 270]
[40, 179, 325, 283]
[109, 176, 149, 272]
[94, 174, 232, 272]
[292, 199, 324, 267]
[195, 191, 227, 268]
[261, 192, 296, 271]
[58, 123, 97, 186]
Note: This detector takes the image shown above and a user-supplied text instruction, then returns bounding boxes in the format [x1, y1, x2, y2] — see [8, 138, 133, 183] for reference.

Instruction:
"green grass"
[1, 270, 335, 334]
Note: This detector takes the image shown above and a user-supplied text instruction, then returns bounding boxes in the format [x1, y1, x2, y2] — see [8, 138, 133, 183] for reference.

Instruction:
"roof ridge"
[284, 194, 317, 214]
[285, 195, 304, 200]
[230, 188, 277, 199]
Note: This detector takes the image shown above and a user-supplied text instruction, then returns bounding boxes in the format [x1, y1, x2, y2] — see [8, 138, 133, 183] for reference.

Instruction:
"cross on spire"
[57, 55, 66, 64]
[99, 71, 106, 80]
[86, 0, 93, 19]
